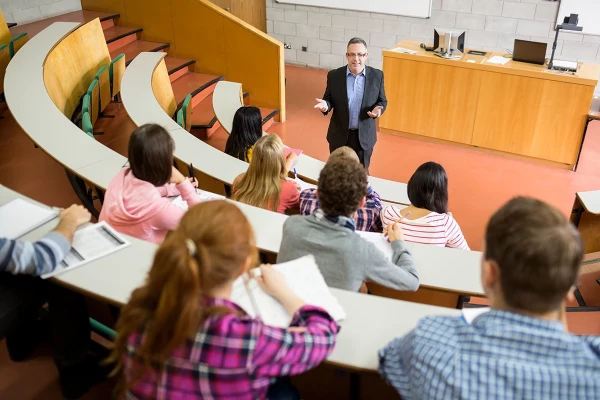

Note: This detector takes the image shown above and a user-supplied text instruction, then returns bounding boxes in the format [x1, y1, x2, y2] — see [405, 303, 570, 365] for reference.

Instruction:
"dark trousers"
[0, 274, 90, 368]
[267, 377, 301, 400]
[329, 129, 373, 172]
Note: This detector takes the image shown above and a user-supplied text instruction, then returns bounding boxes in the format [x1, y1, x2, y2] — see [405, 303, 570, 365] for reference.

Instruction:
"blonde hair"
[108, 201, 258, 398]
[329, 146, 359, 163]
[232, 134, 287, 212]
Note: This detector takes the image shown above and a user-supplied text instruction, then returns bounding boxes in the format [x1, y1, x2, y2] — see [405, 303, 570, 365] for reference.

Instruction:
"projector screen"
[275, 0, 432, 19]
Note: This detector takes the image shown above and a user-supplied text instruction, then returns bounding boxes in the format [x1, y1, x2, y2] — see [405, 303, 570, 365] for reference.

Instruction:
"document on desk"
[390, 47, 417, 54]
[485, 55, 510, 65]
[42, 221, 130, 279]
[171, 191, 226, 211]
[231, 255, 346, 328]
[357, 231, 393, 259]
[0, 198, 58, 239]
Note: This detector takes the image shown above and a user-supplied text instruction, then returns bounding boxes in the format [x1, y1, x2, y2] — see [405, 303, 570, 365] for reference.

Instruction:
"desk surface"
[385, 40, 600, 87]
[576, 190, 600, 214]
[0, 184, 460, 372]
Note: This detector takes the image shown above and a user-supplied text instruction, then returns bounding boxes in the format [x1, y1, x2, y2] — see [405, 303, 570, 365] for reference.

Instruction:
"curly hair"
[317, 158, 367, 217]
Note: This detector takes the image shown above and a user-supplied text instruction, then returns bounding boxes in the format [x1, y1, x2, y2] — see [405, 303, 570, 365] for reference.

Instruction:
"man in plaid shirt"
[299, 146, 382, 232]
[379, 197, 600, 399]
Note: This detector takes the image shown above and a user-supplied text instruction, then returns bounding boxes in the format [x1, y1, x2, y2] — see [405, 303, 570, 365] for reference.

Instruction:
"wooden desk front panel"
[381, 57, 481, 145]
[472, 71, 593, 165]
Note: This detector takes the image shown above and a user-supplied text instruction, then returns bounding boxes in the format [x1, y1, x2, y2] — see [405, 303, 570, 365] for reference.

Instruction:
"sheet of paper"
[485, 55, 510, 65]
[295, 178, 316, 192]
[357, 231, 393, 259]
[461, 307, 490, 324]
[231, 255, 346, 328]
[171, 191, 226, 211]
[284, 147, 303, 158]
[0, 198, 58, 239]
[390, 47, 417, 54]
[42, 221, 130, 279]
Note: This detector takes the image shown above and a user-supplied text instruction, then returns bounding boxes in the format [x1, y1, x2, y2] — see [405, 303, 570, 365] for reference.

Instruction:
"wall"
[266, 0, 600, 75]
[1, 0, 81, 24]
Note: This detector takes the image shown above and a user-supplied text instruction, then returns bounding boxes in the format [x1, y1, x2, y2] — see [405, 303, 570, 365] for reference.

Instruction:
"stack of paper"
[0, 198, 58, 239]
[231, 255, 346, 328]
[390, 47, 417, 54]
[485, 55, 510, 65]
[42, 221, 130, 279]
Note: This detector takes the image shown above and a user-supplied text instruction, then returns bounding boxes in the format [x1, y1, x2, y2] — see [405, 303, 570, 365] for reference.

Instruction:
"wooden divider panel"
[0, 45, 9, 94]
[0, 10, 11, 46]
[97, 67, 112, 113]
[111, 56, 126, 97]
[151, 58, 177, 117]
[43, 19, 111, 118]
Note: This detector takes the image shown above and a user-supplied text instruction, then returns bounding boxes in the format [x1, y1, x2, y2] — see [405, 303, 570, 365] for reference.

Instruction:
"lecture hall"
[1, 0, 599, 399]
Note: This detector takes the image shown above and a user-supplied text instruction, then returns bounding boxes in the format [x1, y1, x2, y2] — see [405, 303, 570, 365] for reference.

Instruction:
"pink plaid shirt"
[123, 298, 339, 399]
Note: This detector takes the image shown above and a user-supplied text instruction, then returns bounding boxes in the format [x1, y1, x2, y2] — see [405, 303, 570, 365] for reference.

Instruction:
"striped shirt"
[0, 232, 70, 276]
[379, 310, 600, 400]
[124, 298, 339, 399]
[381, 205, 469, 250]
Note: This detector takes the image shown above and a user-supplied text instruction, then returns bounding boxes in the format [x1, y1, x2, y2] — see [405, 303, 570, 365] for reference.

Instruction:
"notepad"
[357, 231, 393, 258]
[284, 147, 303, 158]
[42, 221, 130, 279]
[0, 198, 59, 239]
[485, 55, 510, 65]
[231, 255, 346, 328]
[290, 178, 316, 192]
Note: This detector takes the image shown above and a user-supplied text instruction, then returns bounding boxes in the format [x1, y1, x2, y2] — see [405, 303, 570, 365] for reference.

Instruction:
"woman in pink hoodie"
[99, 124, 201, 244]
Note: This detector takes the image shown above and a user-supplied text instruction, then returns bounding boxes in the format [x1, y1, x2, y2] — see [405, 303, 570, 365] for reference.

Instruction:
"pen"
[293, 168, 298, 179]
[188, 163, 195, 180]
[392, 211, 411, 226]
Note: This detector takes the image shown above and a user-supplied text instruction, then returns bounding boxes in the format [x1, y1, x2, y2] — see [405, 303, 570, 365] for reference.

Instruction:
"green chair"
[82, 94, 91, 117]
[8, 32, 27, 58]
[81, 111, 94, 138]
[94, 65, 111, 115]
[109, 53, 125, 100]
[87, 79, 99, 125]
[89, 318, 116, 340]
[181, 94, 192, 131]
[177, 109, 184, 128]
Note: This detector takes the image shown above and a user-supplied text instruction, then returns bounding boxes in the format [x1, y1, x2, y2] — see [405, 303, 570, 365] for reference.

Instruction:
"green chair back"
[9, 33, 27, 58]
[82, 112, 94, 138]
[82, 94, 90, 116]
[177, 109, 184, 128]
[182, 94, 192, 130]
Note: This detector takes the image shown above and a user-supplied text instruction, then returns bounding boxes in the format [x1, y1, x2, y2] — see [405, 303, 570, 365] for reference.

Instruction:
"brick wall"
[266, 0, 600, 77]
[1, 0, 82, 25]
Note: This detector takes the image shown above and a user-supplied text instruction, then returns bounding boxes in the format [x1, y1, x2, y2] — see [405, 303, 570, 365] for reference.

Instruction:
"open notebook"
[357, 231, 393, 258]
[42, 221, 130, 279]
[0, 198, 59, 239]
[171, 190, 226, 211]
[231, 255, 346, 328]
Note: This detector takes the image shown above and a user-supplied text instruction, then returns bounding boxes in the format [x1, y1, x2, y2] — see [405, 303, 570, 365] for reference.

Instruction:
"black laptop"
[512, 39, 547, 65]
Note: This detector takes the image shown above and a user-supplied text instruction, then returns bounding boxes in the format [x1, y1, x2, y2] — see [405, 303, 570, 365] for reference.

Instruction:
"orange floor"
[1, 63, 599, 398]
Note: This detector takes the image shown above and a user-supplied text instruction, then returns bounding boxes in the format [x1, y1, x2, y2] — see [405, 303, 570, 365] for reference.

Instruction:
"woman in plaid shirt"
[109, 201, 339, 399]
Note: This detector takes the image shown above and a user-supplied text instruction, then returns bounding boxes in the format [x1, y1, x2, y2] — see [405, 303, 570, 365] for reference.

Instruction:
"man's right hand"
[314, 98, 328, 113]
[55, 205, 92, 243]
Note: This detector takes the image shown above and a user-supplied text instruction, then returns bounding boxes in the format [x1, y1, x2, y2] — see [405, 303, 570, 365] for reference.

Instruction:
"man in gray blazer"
[315, 37, 388, 170]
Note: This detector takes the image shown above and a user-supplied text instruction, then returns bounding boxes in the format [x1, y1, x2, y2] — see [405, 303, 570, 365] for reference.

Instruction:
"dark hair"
[317, 158, 367, 217]
[407, 162, 448, 214]
[347, 37, 368, 49]
[485, 197, 583, 314]
[225, 106, 263, 162]
[128, 124, 174, 186]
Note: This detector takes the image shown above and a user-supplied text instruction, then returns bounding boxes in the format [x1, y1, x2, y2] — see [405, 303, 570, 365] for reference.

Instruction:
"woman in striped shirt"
[381, 162, 469, 250]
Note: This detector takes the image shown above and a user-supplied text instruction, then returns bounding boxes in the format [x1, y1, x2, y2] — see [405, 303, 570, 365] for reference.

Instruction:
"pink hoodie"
[99, 168, 200, 244]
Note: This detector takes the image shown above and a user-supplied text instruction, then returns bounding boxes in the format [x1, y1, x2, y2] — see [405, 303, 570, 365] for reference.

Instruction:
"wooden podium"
[381, 40, 600, 169]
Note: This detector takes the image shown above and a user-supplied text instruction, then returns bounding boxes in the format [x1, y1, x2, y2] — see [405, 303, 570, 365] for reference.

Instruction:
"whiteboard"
[558, 0, 600, 36]
[276, 0, 432, 18]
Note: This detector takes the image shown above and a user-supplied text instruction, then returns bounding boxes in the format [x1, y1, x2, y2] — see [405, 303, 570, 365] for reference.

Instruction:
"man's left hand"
[367, 106, 383, 119]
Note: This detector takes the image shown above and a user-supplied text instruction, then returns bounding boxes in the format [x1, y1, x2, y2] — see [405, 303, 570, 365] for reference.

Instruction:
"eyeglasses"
[347, 53, 367, 58]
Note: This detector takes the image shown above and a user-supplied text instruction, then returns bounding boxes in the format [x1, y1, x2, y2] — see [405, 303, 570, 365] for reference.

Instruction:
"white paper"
[295, 178, 316, 192]
[390, 47, 417, 54]
[357, 231, 393, 259]
[231, 255, 346, 328]
[461, 307, 490, 324]
[171, 191, 226, 211]
[485, 55, 510, 65]
[42, 221, 130, 279]
[0, 199, 58, 239]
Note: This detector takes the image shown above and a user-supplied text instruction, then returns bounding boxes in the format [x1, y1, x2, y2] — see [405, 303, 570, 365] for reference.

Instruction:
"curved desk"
[1, 184, 459, 373]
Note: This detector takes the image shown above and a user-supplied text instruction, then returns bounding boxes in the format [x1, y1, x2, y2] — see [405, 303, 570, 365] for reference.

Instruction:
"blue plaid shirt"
[300, 184, 382, 232]
[346, 66, 365, 130]
[313, 208, 355, 231]
[379, 310, 600, 400]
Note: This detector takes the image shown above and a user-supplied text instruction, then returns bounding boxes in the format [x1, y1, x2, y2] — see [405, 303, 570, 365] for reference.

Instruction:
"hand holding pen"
[187, 163, 199, 188]
[383, 211, 410, 243]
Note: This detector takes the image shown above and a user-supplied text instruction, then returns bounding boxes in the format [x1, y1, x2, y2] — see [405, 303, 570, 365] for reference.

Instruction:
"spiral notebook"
[0, 198, 58, 239]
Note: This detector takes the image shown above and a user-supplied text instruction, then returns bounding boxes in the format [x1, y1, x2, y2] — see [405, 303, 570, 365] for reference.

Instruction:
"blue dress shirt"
[346, 66, 365, 130]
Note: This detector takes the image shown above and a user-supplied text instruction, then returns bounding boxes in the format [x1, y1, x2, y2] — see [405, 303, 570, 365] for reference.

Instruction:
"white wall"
[266, 0, 600, 74]
[1, 0, 81, 25]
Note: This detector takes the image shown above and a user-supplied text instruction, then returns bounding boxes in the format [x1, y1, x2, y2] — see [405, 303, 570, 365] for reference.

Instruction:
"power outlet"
[302, 46, 307, 52]
[284, 43, 291, 49]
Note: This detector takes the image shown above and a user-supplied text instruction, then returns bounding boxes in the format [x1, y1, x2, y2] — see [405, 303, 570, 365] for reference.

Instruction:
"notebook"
[42, 221, 130, 279]
[284, 147, 303, 158]
[231, 255, 346, 328]
[171, 190, 226, 211]
[357, 231, 393, 258]
[0, 198, 59, 239]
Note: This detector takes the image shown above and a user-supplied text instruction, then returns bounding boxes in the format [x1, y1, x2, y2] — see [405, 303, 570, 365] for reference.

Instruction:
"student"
[109, 201, 339, 399]
[379, 197, 600, 399]
[232, 134, 299, 214]
[99, 124, 201, 244]
[381, 162, 469, 249]
[1, 205, 105, 399]
[224, 106, 263, 162]
[277, 157, 419, 292]
[299, 146, 382, 231]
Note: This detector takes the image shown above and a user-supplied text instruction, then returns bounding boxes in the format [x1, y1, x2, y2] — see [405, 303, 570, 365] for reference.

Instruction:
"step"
[165, 57, 196, 81]
[171, 71, 222, 108]
[9, 10, 119, 38]
[109, 40, 170, 65]
[259, 107, 280, 131]
[191, 92, 218, 128]
[203, 126, 229, 152]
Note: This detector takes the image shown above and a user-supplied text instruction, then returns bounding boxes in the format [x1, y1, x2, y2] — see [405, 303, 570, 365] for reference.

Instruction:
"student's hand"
[256, 264, 289, 299]
[189, 177, 199, 188]
[286, 151, 298, 163]
[385, 223, 405, 242]
[367, 106, 383, 119]
[54, 205, 91, 243]
[169, 166, 186, 185]
[294, 180, 302, 192]
[314, 98, 328, 112]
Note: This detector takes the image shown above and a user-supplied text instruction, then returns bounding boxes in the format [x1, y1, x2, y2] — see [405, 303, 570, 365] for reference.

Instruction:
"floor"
[1, 61, 600, 398]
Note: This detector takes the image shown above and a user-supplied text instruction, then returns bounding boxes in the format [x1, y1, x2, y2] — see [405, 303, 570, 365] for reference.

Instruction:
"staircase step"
[172, 72, 223, 107]
[191, 93, 218, 128]
[109, 40, 170, 65]
[165, 57, 195, 81]
[104, 26, 142, 43]
[10, 10, 119, 38]
[203, 126, 229, 152]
